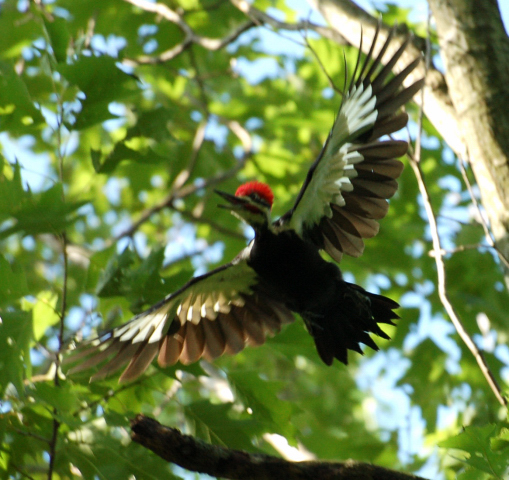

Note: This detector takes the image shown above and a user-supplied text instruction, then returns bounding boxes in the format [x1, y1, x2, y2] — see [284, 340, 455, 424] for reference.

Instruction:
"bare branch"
[428, 243, 495, 257]
[122, 0, 348, 66]
[457, 157, 509, 270]
[408, 153, 507, 407]
[122, 0, 255, 64]
[174, 207, 245, 240]
[131, 415, 429, 480]
[230, 0, 348, 45]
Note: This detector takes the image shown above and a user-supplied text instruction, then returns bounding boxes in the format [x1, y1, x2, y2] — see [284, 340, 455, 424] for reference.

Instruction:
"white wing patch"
[113, 261, 257, 347]
[177, 290, 245, 324]
[290, 83, 378, 235]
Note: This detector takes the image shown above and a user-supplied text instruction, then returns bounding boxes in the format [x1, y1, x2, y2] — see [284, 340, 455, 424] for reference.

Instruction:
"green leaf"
[0, 254, 28, 305]
[95, 248, 135, 298]
[57, 55, 137, 130]
[440, 425, 509, 478]
[0, 61, 44, 133]
[184, 400, 263, 450]
[0, 311, 32, 396]
[227, 370, 298, 442]
[31, 382, 81, 412]
[43, 15, 70, 63]
[30, 290, 60, 341]
[0, 168, 88, 239]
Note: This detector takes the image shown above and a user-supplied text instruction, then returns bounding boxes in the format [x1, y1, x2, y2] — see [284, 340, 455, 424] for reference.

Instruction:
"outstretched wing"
[278, 26, 424, 262]
[67, 250, 293, 383]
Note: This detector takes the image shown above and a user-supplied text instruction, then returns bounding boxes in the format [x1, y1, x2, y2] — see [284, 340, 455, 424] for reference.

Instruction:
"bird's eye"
[250, 193, 269, 208]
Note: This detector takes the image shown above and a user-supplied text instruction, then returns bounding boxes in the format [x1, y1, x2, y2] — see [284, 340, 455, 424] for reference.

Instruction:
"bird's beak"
[215, 189, 249, 210]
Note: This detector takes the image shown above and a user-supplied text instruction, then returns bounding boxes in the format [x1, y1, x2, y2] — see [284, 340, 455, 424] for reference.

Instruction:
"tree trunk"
[427, 0, 509, 283]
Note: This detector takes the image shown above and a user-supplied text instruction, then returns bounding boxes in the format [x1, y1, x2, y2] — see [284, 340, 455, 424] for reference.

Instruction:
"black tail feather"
[308, 281, 399, 366]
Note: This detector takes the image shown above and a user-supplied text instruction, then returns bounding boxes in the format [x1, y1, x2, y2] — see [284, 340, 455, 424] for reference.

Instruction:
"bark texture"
[130, 414, 429, 480]
[427, 0, 509, 279]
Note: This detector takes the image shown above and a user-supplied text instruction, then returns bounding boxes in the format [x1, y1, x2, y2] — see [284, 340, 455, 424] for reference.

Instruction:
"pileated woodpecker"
[69, 26, 424, 383]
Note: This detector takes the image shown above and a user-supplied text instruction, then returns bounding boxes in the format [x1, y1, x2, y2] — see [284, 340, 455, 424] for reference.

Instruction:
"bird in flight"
[68, 25, 424, 383]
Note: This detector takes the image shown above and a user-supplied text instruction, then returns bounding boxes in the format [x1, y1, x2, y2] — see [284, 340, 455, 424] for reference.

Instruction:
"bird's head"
[215, 181, 274, 229]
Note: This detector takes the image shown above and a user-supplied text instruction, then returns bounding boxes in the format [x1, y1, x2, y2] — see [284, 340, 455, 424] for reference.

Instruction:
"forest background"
[1, 0, 509, 479]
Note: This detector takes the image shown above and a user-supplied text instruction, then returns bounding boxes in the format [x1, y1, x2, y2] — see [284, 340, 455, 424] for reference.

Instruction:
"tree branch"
[123, 0, 349, 66]
[130, 415, 429, 480]
[230, 0, 349, 45]
[408, 150, 507, 407]
[122, 0, 256, 64]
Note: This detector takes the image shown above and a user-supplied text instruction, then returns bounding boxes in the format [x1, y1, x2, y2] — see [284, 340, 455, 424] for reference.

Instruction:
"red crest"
[235, 181, 274, 208]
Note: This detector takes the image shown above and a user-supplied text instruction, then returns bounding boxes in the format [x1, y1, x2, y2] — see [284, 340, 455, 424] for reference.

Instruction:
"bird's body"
[232, 212, 397, 366]
[248, 227, 337, 314]
[68, 24, 424, 382]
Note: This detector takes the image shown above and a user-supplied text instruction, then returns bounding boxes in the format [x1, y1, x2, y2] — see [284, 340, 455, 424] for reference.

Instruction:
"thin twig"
[428, 243, 492, 257]
[11, 428, 50, 445]
[302, 34, 343, 95]
[408, 9, 507, 407]
[230, 0, 348, 44]
[457, 157, 509, 269]
[74, 377, 148, 416]
[11, 463, 37, 480]
[170, 121, 207, 193]
[173, 206, 245, 240]
[46, 35, 72, 472]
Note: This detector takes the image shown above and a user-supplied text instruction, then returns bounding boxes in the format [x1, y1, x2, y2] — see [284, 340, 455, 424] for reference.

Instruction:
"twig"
[408, 10, 507, 407]
[230, 0, 348, 45]
[74, 377, 148, 416]
[11, 463, 37, 480]
[302, 33, 343, 95]
[428, 243, 492, 257]
[173, 206, 245, 240]
[110, 150, 249, 242]
[170, 121, 207, 193]
[45, 31, 71, 474]
[457, 157, 509, 269]
[130, 415, 429, 480]
[11, 428, 50, 445]
[408, 156, 507, 407]
[122, 0, 255, 64]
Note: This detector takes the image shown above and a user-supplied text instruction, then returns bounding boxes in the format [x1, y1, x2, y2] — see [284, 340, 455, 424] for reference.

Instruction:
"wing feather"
[158, 332, 185, 367]
[181, 322, 205, 365]
[119, 342, 160, 383]
[219, 313, 247, 354]
[279, 24, 423, 262]
[202, 318, 226, 361]
[66, 253, 294, 382]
